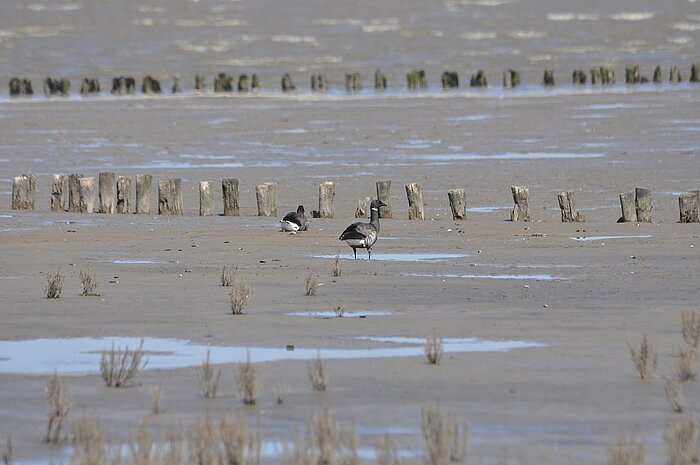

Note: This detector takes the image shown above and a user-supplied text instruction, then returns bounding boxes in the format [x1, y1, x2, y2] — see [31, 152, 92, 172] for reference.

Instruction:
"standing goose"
[339, 199, 386, 259]
[280, 205, 309, 233]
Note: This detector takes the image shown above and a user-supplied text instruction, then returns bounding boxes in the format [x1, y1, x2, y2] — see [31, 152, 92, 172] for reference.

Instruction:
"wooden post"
[11, 173, 37, 210]
[376, 180, 392, 218]
[441, 71, 459, 89]
[470, 70, 487, 87]
[318, 181, 335, 218]
[51, 175, 66, 212]
[136, 174, 152, 214]
[222, 178, 240, 216]
[98, 172, 116, 214]
[78, 177, 96, 213]
[67, 173, 84, 213]
[618, 191, 637, 222]
[256, 182, 278, 216]
[510, 186, 530, 222]
[625, 66, 640, 84]
[572, 70, 587, 85]
[447, 189, 466, 220]
[200, 181, 213, 216]
[635, 187, 652, 222]
[281, 74, 295, 92]
[158, 178, 183, 215]
[543, 69, 555, 86]
[405, 182, 424, 220]
[374, 69, 387, 90]
[670, 66, 682, 83]
[679, 190, 700, 223]
[345, 73, 361, 92]
[557, 191, 584, 222]
[355, 197, 369, 218]
[691, 63, 700, 83]
[653, 66, 663, 84]
[116, 176, 130, 213]
[503, 69, 520, 88]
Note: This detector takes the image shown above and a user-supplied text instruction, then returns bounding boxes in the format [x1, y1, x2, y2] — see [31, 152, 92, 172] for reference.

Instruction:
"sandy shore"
[1, 87, 700, 464]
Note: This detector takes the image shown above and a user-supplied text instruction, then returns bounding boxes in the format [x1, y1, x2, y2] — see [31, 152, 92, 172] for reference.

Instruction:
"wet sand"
[1, 85, 700, 464]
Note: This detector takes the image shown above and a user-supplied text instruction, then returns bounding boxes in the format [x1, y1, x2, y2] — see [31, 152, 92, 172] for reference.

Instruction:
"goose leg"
[368, 248, 371, 260]
[353, 248, 357, 259]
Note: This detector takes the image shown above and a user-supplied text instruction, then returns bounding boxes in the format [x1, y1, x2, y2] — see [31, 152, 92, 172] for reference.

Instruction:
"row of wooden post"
[8, 63, 700, 96]
[9, 173, 700, 224]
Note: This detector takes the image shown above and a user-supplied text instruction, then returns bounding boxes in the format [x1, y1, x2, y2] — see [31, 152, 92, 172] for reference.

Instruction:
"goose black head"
[369, 199, 386, 211]
[296, 205, 305, 214]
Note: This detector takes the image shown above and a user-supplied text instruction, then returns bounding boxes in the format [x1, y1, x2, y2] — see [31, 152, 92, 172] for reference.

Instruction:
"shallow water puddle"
[110, 259, 170, 264]
[286, 310, 393, 318]
[0, 336, 545, 375]
[570, 235, 653, 241]
[405, 272, 568, 281]
[312, 253, 470, 262]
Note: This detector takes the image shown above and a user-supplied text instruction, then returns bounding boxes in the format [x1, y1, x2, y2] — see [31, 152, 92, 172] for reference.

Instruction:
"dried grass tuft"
[605, 432, 645, 465]
[425, 335, 444, 365]
[307, 351, 328, 392]
[198, 350, 222, 398]
[305, 274, 318, 296]
[163, 429, 186, 465]
[664, 416, 698, 465]
[421, 404, 450, 465]
[150, 384, 163, 415]
[100, 340, 148, 388]
[448, 418, 468, 463]
[665, 378, 684, 413]
[375, 434, 404, 465]
[3, 435, 13, 465]
[627, 334, 657, 379]
[229, 281, 251, 315]
[674, 345, 697, 383]
[220, 412, 261, 465]
[45, 371, 71, 443]
[332, 255, 342, 277]
[274, 384, 288, 405]
[236, 350, 261, 405]
[220, 265, 237, 287]
[79, 269, 100, 296]
[681, 310, 700, 350]
[45, 269, 64, 299]
[190, 414, 219, 465]
[308, 409, 337, 465]
[71, 415, 107, 465]
[128, 420, 154, 465]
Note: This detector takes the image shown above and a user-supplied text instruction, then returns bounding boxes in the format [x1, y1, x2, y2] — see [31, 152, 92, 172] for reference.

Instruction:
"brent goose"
[339, 199, 386, 259]
[280, 205, 310, 233]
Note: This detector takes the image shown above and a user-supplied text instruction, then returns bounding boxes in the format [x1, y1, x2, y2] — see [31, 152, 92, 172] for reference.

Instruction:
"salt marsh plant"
[307, 351, 328, 392]
[331, 255, 342, 277]
[150, 384, 162, 414]
[425, 335, 444, 365]
[448, 419, 468, 463]
[605, 432, 645, 465]
[45, 269, 63, 299]
[220, 412, 262, 465]
[100, 340, 147, 387]
[375, 434, 404, 465]
[229, 282, 251, 315]
[129, 420, 154, 465]
[2, 435, 12, 465]
[681, 310, 700, 350]
[198, 350, 222, 398]
[45, 371, 71, 443]
[220, 265, 237, 287]
[236, 350, 261, 405]
[79, 269, 99, 296]
[664, 416, 698, 465]
[71, 415, 107, 465]
[665, 378, 685, 413]
[674, 345, 697, 382]
[305, 273, 318, 296]
[627, 334, 657, 379]
[274, 384, 288, 405]
[421, 404, 449, 465]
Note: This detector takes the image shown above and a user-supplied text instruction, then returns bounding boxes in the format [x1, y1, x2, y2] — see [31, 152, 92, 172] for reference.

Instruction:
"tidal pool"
[312, 253, 470, 262]
[405, 273, 568, 281]
[570, 235, 653, 241]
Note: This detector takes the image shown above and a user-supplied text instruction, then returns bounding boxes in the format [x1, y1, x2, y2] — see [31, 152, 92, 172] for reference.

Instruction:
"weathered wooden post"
[136, 174, 152, 214]
[679, 190, 700, 223]
[171, 77, 181, 94]
[618, 191, 637, 222]
[376, 180, 392, 218]
[345, 73, 361, 92]
[9, 78, 33, 96]
[355, 197, 370, 218]
[43, 77, 70, 96]
[51, 175, 67, 212]
[311, 74, 327, 92]
[78, 177, 96, 213]
[441, 71, 459, 89]
[590, 68, 601, 85]
[222, 178, 240, 216]
[158, 178, 183, 215]
[80, 78, 100, 95]
[447, 189, 466, 220]
[635, 187, 652, 222]
[510, 186, 530, 222]
[543, 70, 555, 86]
[572, 70, 586, 85]
[557, 191, 584, 222]
[503, 69, 520, 88]
[406, 70, 427, 90]
[251, 74, 261, 91]
[670, 66, 682, 83]
[653, 66, 663, 84]
[470, 70, 487, 87]
[256, 182, 278, 216]
[375, 69, 387, 90]
[67, 173, 84, 212]
[691, 63, 700, 83]
[195, 75, 206, 91]
[625, 65, 640, 84]
[237, 74, 249, 92]
[116, 176, 130, 213]
[318, 181, 335, 218]
[405, 182, 424, 220]
[199, 181, 213, 216]
[214, 73, 233, 92]
[281, 74, 295, 92]
[141, 76, 161, 94]
[98, 172, 116, 214]
[11, 173, 37, 211]
[600, 67, 615, 85]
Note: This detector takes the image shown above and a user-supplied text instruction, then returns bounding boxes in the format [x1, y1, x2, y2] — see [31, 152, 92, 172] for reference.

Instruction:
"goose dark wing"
[282, 211, 303, 228]
[339, 222, 367, 240]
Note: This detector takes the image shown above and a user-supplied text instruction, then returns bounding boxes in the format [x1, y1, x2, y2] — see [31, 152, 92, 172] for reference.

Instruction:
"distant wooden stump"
[200, 181, 213, 216]
[572, 70, 586, 85]
[98, 172, 117, 214]
[67, 173, 85, 213]
[116, 176, 131, 214]
[195, 75, 206, 91]
[406, 70, 427, 90]
[222, 178, 240, 216]
[214, 73, 234, 92]
[441, 71, 459, 89]
[345, 72, 361, 92]
[158, 178, 183, 215]
[691, 63, 700, 83]
[9, 77, 33, 96]
[670, 66, 682, 84]
[318, 181, 335, 218]
[171, 77, 181, 94]
[11, 173, 37, 211]
[405, 182, 424, 220]
[51, 175, 67, 212]
[237, 74, 249, 92]
[375, 69, 387, 90]
[600, 67, 615, 85]
[635, 187, 652, 222]
[281, 74, 295, 92]
[141, 76, 161, 94]
[136, 174, 152, 214]
[625, 66, 640, 84]
[111, 76, 135, 95]
[43, 77, 70, 96]
[447, 189, 466, 220]
[653, 66, 663, 84]
[557, 191, 584, 222]
[503, 69, 520, 88]
[355, 197, 370, 218]
[256, 182, 278, 217]
[542, 69, 555, 86]
[251, 74, 261, 91]
[590, 68, 601, 85]
[510, 186, 530, 222]
[78, 177, 96, 213]
[376, 180, 392, 218]
[618, 191, 637, 222]
[470, 70, 487, 87]
[311, 74, 328, 92]
[80, 78, 100, 95]
[679, 190, 700, 223]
